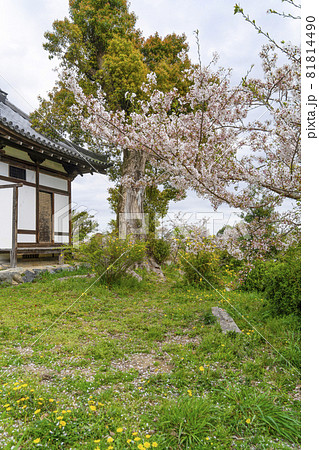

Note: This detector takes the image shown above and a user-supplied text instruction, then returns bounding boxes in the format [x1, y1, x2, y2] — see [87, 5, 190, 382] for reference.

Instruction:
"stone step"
[211, 307, 242, 333]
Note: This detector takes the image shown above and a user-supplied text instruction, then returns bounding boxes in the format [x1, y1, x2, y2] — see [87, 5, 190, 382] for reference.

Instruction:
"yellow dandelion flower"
[107, 437, 114, 443]
[199, 366, 205, 372]
[132, 432, 138, 436]
[134, 437, 141, 441]
[60, 420, 66, 427]
[152, 443, 158, 448]
[94, 439, 101, 443]
[117, 427, 123, 433]
[89, 405, 97, 411]
[146, 435, 151, 439]
[34, 409, 41, 414]
[57, 416, 63, 420]
[49, 399, 54, 403]
[246, 418, 251, 424]
[33, 438, 41, 444]
[144, 442, 151, 448]
[138, 445, 145, 450]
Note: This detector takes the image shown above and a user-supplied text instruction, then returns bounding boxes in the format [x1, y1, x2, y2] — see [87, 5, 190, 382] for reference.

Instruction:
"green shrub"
[240, 259, 276, 292]
[148, 238, 171, 264]
[72, 233, 146, 285]
[219, 249, 243, 271]
[240, 245, 301, 317]
[179, 248, 221, 287]
[264, 257, 301, 317]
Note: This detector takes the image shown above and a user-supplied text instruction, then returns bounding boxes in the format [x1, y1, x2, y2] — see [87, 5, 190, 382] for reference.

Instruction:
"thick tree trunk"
[118, 149, 148, 240]
[117, 149, 166, 281]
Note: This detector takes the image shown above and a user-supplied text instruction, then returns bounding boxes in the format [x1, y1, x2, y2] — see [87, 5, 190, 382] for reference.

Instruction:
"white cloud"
[130, 0, 299, 73]
[0, 0, 300, 105]
[0, 0, 68, 111]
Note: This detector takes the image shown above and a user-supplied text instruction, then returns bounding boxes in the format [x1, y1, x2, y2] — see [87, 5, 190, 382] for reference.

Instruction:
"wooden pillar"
[36, 164, 39, 243]
[68, 178, 72, 246]
[10, 186, 18, 268]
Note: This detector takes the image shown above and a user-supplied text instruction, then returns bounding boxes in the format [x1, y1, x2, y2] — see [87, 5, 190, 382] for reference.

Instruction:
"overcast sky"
[0, 0, 300, 232]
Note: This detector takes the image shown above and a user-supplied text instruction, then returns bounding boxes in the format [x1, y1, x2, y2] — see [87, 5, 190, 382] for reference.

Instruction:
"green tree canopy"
[31, 0, 192, 237]
[31, 0, 191, 138]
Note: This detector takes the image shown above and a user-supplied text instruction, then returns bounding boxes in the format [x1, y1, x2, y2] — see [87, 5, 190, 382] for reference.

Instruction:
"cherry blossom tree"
[65, 5, 300, 256]
[239, 42, 301, 203]
[67, 60, 253, 210]
[67, 43, 300, 197]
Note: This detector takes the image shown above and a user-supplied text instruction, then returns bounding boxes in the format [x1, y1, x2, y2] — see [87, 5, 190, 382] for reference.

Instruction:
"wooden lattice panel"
[39, 191, 52, 243]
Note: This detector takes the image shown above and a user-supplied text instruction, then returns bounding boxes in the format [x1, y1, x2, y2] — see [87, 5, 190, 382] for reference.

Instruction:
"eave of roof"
[0, 92, 111, 174]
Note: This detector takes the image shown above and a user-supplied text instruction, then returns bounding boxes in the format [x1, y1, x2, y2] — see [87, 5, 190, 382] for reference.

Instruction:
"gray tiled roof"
[0, 91, 111, 172]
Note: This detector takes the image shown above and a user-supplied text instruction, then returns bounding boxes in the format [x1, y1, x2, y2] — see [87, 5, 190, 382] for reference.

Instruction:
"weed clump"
[71, 233, 146, 285]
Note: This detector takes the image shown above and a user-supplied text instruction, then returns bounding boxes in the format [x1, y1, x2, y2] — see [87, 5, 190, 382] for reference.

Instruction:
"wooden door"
[39, 191, 52, 243]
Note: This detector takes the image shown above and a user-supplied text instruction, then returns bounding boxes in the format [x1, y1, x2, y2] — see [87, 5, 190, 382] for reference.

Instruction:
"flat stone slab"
[211, 307, 242, 334]
[0, 264, 76, 285]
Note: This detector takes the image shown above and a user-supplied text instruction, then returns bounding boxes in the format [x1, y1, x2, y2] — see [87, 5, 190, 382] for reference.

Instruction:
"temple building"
[0, 88, 110, 267]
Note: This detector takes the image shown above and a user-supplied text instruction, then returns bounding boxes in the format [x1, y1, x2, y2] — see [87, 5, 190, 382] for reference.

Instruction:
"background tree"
[71, 209, 99, 241]
[31, 0, 191, 239]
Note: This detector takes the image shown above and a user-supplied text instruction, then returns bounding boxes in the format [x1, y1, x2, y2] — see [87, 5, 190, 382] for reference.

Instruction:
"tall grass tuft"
[218, 386, 301, 444]
[156, 397, 217, 448]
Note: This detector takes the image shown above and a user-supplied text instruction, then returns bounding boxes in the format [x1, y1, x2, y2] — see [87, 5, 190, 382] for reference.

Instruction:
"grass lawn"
[0, 265, 301, 449]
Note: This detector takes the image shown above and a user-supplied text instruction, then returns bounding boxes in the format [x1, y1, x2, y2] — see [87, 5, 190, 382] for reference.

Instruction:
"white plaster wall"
[54, 194, 70, 239]
[0, 161, 35, 183]
[39, 173, 68, 191]
[26, 169, 36, 183]
[0, 161, 8, 177]
[18, 185, 36, 230]
[0, 185, 13, 249]
[17, 234, 36, 243]
[54, 235, 69, 244]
